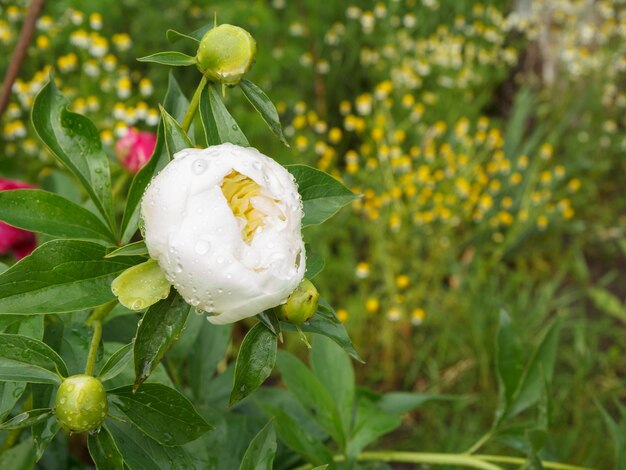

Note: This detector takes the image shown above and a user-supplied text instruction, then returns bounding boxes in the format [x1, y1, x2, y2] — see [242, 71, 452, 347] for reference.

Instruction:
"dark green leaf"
[239, 420, 277, 470]
[107, 420, 196, 470]
[88, 425, 124, 470]
[188, 23, 212, 41]
[282, 299, 362, 362]
[311, 335, 354, 439]
[347, 399, 402, 460]
[508, 320, 560, 418]
[285, 165, 357, 227]
[32, 78, 114, 232]
[121, 73, 188, 243]
[0, 240, 143, 314]
[0, 334, 68, 383]
[133, 292, 190, 389]
[60, 322, 93, 376]
[0, 408, 52, 430]
[160, 106, 193, 158]
[595, 399, 625, 470]
[137, 51, 197, 66]
[105, 241, 148, 258]
[495, 309, 524, 422]
[239, 79, 288, 146]
[258, 402, 334, 467]
[0, 439, 35, 469]
[98, 343, 132, 383]
[199, 84, 249, 146]
[166, 29, 199, 44]
[0, 189, 115, 243]
[258, 309, 281, 337]
[109, 383, 212, 446]
[189, 321, 232, 400]
[305, 249, 325, 279]
[0, 382, 26, 421]
[230, 323, 277, 407]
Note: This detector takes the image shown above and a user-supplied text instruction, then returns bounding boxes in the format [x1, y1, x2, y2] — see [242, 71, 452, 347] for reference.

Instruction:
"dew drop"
[132, 300, 144, 310]
[195, 240, 210, 255]
[192, 159, 208, 175]
[216, 256, 225, 264]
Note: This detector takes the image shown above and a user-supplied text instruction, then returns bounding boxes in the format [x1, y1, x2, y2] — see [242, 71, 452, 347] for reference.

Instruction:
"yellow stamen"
[221, 171, 268, 243]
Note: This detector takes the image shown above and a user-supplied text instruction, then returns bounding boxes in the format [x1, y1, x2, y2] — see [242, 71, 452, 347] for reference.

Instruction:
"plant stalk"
[84, 300, 117, 376]
[181, 74, 208, 133]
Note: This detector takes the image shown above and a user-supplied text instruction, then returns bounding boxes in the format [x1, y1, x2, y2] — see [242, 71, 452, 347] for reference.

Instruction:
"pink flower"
[0, 177, 36, 260]
[115, 128, 157, 173]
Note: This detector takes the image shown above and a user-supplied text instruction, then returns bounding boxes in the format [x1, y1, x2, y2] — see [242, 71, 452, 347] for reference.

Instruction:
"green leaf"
[189, 23, 212, 41]
[347, 399, 402, 460]
[595, 399, 625, 470]
[230, 323, 277, 407]
[258, 402, 334, 467]
[276, 350, 343, 445]
[0, 408, 52, 430]
[105, 240, 148, 258]
[98, 342, 132, 383]
[0, 382, 26, 421]
[311, 335, 354, 439]
[508, 320, 561, 418]
[189, 321, 232, 400]
[107, 420, 196, 470]
[120, 72, 188, 243]
[160, 106, 193, 157]
[88, 425, 124, 470]
[0, 262, 7, 274]
[137, 51, 197, 66]
[375, 392, 461, 414]
[0, 334, 68, 384]
[239, 420, 277, 470]
[0, 189, 115, 244]
[305, 248, 325, 279]
[239, 79, 288, 146]
[166, 29, 200, 44]
[285, 165, 357, 227]
[0, 439, 35, 469]
[0, 240, 144, 314]
[282, 299, 362, 362]
[199, 84, 249, 146]
[110, 383, 212, 446]
[32, 77, 114, 232]
[133, 291, 190, 389]
[258, 309, 281, 337]
[589, 287, 626, 325]
[495, 309, 524, 422]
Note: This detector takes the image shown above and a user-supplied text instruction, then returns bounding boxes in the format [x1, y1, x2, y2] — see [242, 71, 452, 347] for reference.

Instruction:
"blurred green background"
[1, 0, 625, 467]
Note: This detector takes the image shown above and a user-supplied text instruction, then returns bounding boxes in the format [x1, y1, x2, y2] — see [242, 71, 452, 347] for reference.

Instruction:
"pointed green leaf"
[32, 78, 114, 232]
[97, 343, 132, 383]
[239, 420, 277, 470]
[160, 106, 193, 157]
[285, 165, 357, 227]
[258, 309, 281, 337]
[589, 287, 626, 325]
[0, 334, 68, 383]
[121, 73, 189, 243]
[0, 408, 52, 430]
[189, 321, 232, 400]
[230, 323, 277, 407]
[199, 84, 249, 146]
[0, 240, 144, 314]
[189, 23, 212, 41]
[595, 399, 625, 470]
[109, 383, 212, 446]
[239, 79, 288, 146]
[133, 291, 190, 389]
[166, 29, 200, 44]
[88, 425, 124, 470]
[137, 51, 197, 66]
[105, 240, 148, 258]
[111, 259, 171, 311]
[347, 399, 402, 459]
[305, 249, 325, 279]
[495, 309, 524, 422]
[0, 189, 115, 243]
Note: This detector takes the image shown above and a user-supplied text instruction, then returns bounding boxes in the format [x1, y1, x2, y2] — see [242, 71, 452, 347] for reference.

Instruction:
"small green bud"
[54, 375, 108, 433]
[196, 24, 256, 85]
[278, 279, 319, 324]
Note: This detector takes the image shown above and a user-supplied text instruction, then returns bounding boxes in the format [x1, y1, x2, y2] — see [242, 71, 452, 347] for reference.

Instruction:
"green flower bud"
[278, 279, 319, 324]
[54, 375, 108, 433]
[196, 24, 256, 85]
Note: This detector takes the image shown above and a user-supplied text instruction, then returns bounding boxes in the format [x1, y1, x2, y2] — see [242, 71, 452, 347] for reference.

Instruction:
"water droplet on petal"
[195, 240, 210, 255]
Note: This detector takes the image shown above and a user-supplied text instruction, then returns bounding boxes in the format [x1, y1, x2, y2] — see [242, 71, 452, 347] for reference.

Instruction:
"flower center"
[221, 170, 272, 243]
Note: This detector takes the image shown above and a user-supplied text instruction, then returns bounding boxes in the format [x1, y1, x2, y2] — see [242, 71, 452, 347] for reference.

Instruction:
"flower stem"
[465, 429, 494, 454]
[181, 75, 208, 133]
[84, 300, 117, 376]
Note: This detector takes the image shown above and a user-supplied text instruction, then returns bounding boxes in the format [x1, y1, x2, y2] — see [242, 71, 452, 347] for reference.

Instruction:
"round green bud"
[196, 24, 256, 85]
[54, 375, 108, 433]
[278, 279, 319, 324]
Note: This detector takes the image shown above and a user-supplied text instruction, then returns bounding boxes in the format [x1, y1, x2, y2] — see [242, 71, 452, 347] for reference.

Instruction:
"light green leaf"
[230, 323, 277, 407]
[0, 408, 52, 430]
[133, 291, 190, 389]
[111, 259, 171, 311]
[160, 105, 193, 158]
[0, 240, 144, 314]
[166, 29, 199, 44]
[98, 342, 132, 383]
[109, 383, 212, 446]
[199, 84, 249, 146]
[589, 287, 626, 325]
[189, 23, 212, 41]
[88, 425, 124, 470]
[285, 165, 357, 227]
[107, 420, 196, 470]
[595, 398, 625, 470]
[346, 399, 402, 460]
[239, 420, 277, 470]
[121, 72, 188, 243]
[0, 334, 68, 384]
[137, 51, 197, 66]
[375, 392, 461, 414]
[31, 77, 114, 232]
[0, 189, 115, 243]
[105, 240, 148, 258]
[239, 79, 288, 146]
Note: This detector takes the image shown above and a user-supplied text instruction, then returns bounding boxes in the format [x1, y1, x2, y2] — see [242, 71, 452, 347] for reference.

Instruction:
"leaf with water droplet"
[239, 79, 289, 147]
[0, 408, 53, 430]
[199, 84, 249, 146]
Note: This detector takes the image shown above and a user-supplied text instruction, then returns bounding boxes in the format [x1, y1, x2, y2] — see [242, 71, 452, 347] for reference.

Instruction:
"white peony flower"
[140, 143, 306, 325]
